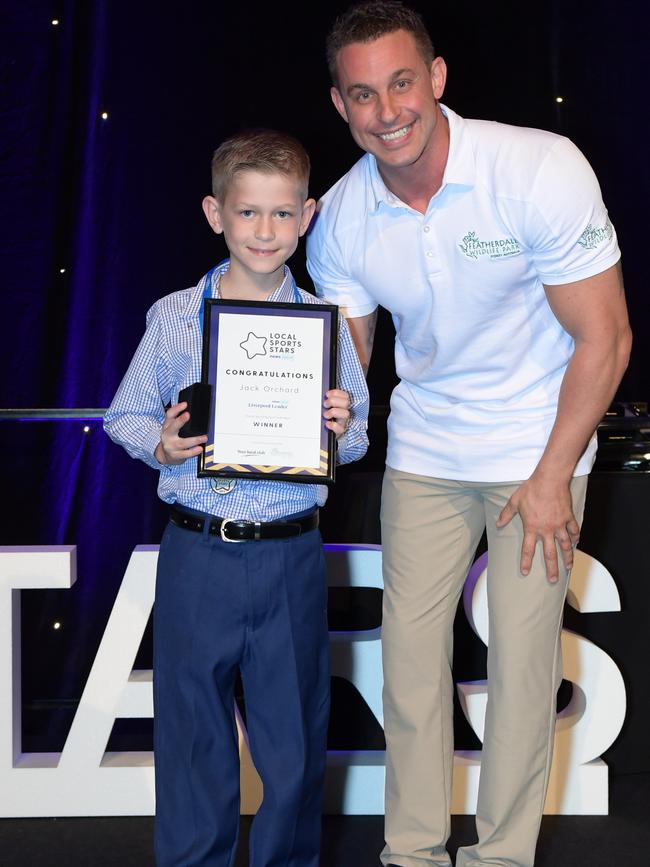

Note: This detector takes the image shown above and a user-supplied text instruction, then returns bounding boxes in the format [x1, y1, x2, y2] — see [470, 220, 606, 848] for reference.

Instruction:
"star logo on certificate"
[240, 332, 267, 360]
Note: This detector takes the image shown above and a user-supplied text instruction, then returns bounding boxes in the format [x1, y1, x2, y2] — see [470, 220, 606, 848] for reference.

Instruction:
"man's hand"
[322, 389, 353, 439]
[155, 402, 208, 465]
[496, 474, 580, 583]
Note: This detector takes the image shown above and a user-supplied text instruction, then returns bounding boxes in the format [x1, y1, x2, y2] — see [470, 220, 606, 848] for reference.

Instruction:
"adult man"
[307, 3, 632, 866]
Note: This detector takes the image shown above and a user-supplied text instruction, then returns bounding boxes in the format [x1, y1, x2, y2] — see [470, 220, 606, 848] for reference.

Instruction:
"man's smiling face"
[331, 29, 446, 175]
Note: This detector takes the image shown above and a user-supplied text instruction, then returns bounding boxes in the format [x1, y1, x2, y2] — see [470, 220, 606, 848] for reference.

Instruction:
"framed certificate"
[197, 299, 338, 484]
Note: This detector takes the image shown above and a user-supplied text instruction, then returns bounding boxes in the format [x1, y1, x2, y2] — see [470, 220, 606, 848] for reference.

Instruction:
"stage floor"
[0, 771, 647, 865]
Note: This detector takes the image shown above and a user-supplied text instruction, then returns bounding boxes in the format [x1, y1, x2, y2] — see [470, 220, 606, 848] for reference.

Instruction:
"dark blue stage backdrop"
[1, 1, 648, 768]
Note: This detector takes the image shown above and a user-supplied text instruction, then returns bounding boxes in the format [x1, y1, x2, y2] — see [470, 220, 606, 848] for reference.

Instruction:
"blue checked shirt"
[104, 262, 369, 521]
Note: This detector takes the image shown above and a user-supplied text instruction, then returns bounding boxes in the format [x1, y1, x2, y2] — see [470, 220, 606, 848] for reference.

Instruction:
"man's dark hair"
[326, 1, 435, 86]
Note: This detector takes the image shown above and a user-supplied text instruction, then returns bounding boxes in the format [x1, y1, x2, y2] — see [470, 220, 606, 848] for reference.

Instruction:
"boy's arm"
[103, 307, 176, 469]
[330, 315, 370, 466]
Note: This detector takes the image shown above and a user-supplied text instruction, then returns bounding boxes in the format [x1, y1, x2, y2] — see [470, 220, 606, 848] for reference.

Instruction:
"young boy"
[104, 130, 369, 867]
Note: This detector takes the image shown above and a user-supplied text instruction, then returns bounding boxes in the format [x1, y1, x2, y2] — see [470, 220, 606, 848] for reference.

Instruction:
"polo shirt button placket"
[422, 219, 439, 278]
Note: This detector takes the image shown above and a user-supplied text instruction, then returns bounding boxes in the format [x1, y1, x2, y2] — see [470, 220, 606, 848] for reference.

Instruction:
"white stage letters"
[0, 543, 625, 817]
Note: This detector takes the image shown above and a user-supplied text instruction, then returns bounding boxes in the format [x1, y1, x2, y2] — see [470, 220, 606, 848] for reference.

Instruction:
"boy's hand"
[323, 389, 352, 440]
[155, 402, 208, 465]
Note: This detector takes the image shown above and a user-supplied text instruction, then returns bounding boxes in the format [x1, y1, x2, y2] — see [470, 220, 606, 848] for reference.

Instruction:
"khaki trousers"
[379, 468, 588, 867]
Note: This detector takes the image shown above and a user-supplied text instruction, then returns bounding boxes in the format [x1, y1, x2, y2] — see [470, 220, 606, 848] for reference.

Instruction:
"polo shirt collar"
[441, 105, 476, 188]
[366, 103, 476, 211]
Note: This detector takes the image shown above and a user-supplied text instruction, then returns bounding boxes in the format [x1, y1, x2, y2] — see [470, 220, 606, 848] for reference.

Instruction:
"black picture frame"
[197, 298, 338, 484]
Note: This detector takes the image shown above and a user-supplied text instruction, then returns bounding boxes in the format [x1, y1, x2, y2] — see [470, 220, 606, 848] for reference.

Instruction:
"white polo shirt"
[307, 105, 620, 482]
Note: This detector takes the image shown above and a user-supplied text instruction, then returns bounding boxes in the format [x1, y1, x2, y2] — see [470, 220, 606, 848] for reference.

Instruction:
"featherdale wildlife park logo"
[577, 218, 613, 250]
[459, 231, 521, 260]
[458, 217, 613, 261]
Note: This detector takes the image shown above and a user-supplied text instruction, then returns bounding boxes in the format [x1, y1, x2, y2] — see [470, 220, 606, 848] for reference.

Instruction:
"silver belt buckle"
[220, 518, 245, 543]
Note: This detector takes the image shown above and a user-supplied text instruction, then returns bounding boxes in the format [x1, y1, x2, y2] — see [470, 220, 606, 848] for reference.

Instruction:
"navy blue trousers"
[153, 516, 330, 867]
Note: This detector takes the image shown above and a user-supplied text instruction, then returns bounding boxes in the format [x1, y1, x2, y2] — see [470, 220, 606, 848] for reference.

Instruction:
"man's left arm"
[496, 261, 632, 582]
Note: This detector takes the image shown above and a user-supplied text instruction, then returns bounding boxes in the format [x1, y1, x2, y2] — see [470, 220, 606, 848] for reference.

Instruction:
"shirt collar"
[441, 105, 476, 188]
[266, 265, 297, 303]
[366, 103, 476, 212]
[184, 260, 298, 320]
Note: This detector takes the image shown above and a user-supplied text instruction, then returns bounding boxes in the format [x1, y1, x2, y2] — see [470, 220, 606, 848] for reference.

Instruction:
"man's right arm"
[306, 189, 378, 377]
[345, 309, 378, 377]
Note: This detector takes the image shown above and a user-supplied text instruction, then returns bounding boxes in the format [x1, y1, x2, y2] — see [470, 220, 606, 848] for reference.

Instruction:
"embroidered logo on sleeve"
[459, 231, 521, 260]
[577, 218, 614, 250]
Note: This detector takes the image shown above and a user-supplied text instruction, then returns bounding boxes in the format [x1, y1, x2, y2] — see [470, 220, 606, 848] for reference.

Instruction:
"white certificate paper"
[214, 312, 324, 468]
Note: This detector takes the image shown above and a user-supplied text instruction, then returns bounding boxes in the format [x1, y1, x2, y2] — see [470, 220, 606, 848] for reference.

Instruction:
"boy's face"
[203, 171, 315, 292]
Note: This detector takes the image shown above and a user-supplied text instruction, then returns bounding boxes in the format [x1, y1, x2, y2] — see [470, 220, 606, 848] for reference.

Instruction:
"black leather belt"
[170, 506, 318, 542]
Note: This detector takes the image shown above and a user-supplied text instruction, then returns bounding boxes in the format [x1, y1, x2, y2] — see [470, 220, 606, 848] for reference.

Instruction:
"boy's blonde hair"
[210, 130, 310, 203]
